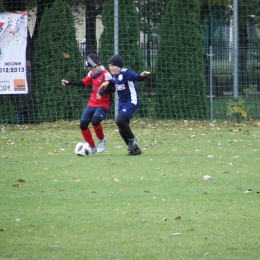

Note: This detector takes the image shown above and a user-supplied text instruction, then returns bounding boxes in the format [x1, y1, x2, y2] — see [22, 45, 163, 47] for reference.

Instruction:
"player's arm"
[140, 71, 150, 78]
[96, 80, 115, 99]
[62, 79, 85, 86]
[99, 81, 115, 95]
[127, 70, 150, 82]
[137, 71, 150, 81]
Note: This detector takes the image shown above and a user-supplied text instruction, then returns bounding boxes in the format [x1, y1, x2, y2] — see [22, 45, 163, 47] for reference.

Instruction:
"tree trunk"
[85, 0, 97, 55]
[238, 25, 248, 94]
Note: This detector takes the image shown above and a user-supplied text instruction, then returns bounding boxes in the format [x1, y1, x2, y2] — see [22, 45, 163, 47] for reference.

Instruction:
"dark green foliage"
[0, 0, 5, 12]
[155, 0, 209, 119]
[0, 96, 18, 124]
[31, 0, 85, 123]
[100, 0, 150, 118]
[100, 0, 144, 69]
[135, 0, 168, 44]
[3, 0, 26, 11]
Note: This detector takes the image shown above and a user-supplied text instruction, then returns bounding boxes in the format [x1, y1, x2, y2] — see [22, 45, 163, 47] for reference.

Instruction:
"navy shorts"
[118, 102, 139, 119]
[81, 106, 108, 123]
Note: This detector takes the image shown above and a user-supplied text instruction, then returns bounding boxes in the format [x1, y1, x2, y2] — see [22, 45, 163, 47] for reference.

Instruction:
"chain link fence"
[0, 0, 260, 123]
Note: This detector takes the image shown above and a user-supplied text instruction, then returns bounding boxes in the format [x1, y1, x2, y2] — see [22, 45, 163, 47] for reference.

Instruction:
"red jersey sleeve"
[81, 72, 93, 86]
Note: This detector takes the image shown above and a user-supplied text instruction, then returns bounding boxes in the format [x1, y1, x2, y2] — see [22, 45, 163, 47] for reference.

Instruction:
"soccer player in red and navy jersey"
[62, 54, 115, 155]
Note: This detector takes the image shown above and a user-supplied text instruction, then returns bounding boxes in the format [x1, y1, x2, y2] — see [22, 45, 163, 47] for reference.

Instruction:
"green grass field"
[1, 120, 260, 260]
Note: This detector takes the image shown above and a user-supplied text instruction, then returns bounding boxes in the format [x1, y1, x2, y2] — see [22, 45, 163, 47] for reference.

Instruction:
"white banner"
[0, 11, 28, 94]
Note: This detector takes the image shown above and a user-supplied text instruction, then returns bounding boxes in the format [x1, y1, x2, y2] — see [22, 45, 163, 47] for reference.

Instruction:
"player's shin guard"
[93, 124, 104, 140]
[81, 128, 95, 148]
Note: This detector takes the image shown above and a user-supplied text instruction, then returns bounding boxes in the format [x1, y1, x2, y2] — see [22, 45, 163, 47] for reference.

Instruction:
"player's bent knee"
[116, 113, 128, 127]
[80, 120, 89, 130]
[92, 116, 102, 127]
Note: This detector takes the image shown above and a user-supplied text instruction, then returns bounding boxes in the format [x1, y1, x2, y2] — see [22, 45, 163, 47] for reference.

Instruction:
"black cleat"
[127, 147, 142, 156]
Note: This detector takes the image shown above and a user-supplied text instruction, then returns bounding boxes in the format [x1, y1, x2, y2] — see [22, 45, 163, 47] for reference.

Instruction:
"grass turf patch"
[1, 120, 260, 259]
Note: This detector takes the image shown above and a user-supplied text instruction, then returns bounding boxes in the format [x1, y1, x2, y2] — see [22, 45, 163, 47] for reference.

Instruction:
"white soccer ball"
[74, 142, 92, 156]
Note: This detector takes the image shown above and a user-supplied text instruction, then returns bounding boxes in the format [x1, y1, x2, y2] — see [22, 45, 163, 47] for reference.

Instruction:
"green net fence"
[0, 0, 260, 124]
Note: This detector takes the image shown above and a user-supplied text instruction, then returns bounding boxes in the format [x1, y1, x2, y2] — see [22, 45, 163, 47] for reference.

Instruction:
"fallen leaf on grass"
[171, 232, 181, 236]
[144, 190, 151, 193]
[244, 189, 252, 193]
[203, 175, 213, 180]
[0, 228, 7, 231]
[114, 178, 119, 182]
[162, 217, 167, 221]
[12, 183, 20, 187]
[17, 178, 25, 183]
[175, 216, 181, 220]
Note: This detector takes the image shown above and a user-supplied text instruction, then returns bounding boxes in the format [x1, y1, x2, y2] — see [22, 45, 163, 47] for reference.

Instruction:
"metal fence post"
[233, 0, 238, 98]
[114, 0, 119, 119]
[208, 46, 214, 119]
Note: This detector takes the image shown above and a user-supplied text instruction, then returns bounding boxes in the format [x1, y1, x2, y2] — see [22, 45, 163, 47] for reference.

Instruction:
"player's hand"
[62, 79, 68, 86]
[96, 92, 102, 100]
[140, 71, 150, 77]
[99, 81, 109, 90]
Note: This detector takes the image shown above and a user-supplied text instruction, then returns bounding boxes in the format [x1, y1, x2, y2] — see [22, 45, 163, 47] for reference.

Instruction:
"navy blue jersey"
[113, 68, 140, 105]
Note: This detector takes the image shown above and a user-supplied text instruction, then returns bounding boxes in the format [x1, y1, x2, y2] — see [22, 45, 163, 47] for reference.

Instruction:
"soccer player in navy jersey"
[62, 54, 115, 155]
[99, 54, 150, 156]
